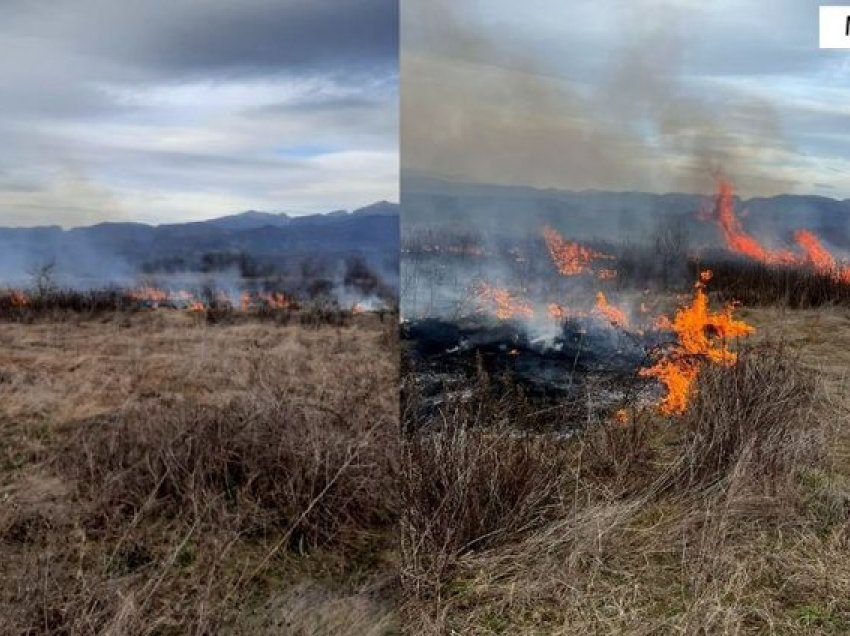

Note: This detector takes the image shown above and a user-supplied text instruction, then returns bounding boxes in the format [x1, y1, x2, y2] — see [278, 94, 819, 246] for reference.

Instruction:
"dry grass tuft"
[401, 422, 574, 596]
[668, 344, 826, 494]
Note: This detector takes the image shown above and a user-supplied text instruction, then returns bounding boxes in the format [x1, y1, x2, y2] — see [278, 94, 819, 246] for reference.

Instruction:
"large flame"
[641, 271, 755, 414]
[709, 178, 850, 281]
[710, 178, 796, 265]
[542, 226, 612, 276]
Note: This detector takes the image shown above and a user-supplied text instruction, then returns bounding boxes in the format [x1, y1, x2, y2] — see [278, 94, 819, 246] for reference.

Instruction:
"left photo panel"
[0, 1, 400, 633]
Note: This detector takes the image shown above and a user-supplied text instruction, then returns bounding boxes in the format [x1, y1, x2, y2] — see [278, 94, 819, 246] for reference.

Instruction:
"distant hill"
[402, 176, 850, 251]
[0, 202, 399, 289]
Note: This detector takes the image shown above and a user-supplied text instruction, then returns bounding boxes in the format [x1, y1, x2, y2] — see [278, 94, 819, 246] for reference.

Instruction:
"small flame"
[476, 283, 534, 320]
[129, 286, 170, 305]
[593, 292, 629, 328]
[259, 292, 290, 310]
[547, 303, 569, 321]
[542, 226, 612, 276]
[10, 290, 29, 307]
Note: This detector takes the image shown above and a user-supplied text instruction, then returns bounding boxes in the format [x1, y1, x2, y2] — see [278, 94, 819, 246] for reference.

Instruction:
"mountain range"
[402, 176, 850, 251]
[0, 201, 399, 288]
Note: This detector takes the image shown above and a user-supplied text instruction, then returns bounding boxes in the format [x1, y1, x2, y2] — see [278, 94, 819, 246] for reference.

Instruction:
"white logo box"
[820, 6, 850, 48]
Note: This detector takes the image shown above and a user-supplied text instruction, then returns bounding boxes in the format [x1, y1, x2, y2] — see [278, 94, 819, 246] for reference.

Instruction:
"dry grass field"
[0, 310, 400, 634]
[400, 305, 850, 635]
[3, 301, 850, 635]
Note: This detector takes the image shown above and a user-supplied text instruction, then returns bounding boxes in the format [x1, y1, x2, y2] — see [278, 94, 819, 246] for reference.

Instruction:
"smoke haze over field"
[402, 0, 850, 199]
[0, 0, 398, 227]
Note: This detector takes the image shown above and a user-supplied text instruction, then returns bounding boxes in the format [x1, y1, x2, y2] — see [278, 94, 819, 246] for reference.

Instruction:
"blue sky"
[402, 0, 850, 199]
[0, 0, 398, 227]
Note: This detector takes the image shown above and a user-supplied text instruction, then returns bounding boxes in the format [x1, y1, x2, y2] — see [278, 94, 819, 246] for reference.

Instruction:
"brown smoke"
[402, 0, 796, 197]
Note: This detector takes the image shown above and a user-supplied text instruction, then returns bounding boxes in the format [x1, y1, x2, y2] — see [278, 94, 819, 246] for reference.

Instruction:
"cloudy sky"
[0, 0, 398, 227]
[403, 0, 850, 199]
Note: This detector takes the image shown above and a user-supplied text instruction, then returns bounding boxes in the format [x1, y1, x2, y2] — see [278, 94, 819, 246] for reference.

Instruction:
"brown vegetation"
[400, 318, 850, 633]
[694, 260, 850, 309]
[0, 310, 400, 634]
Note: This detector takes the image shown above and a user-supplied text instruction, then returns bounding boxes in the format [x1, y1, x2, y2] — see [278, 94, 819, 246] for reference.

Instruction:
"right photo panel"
[400, 1, 850, 631]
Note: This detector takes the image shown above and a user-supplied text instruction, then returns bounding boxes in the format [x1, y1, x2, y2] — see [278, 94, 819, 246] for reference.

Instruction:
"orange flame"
[187, 301, 206, 313]
[476, 283, 534, 320]
[259, 292, 290, 310]
[547, 303, 569, 321]
[593, 292, 629, 328]
[542, 226, 612, 276]
[641, 271, 754, 414]
[129, 285, 170, 304]
[240, 291, 251, 312]
[710, 178, 796, 265]
[709, 178, 850, 281]
[793, 230, 850, 282]
[10, 290, 29, 307]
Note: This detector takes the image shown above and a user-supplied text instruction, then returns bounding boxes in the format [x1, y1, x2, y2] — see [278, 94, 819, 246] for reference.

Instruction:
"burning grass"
[0, 311, 400, 634]
[399, 174, 850, 631]
[401, 319, 848, 632]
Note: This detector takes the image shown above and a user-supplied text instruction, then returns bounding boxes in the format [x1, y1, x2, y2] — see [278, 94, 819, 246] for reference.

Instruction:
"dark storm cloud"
[3, 0, 398, 78]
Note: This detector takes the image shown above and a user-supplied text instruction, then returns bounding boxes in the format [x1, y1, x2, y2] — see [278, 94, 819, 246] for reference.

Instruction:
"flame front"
[129, 285, 171, 305]
[793, 229, 850, 282]
[709, 178, 850, 281]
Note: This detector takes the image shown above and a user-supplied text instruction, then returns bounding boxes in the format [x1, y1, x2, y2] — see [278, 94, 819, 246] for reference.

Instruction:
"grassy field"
[3, 299, 850, 634]
[0, 310, 400, 634]
[400, 304, 850, 634]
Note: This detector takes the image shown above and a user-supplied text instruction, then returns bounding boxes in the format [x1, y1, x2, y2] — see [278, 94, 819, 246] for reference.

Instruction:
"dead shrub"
[580, 409, 656, 493]
[696, 259, 850, 308]
[60, 396, 400, 551]
[400, 420, 575, 596]
[668, 344, 826, 494]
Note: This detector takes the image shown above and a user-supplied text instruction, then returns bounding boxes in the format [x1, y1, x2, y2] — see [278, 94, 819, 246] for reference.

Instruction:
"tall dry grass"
[400, 343, 846, 633]
[0, 312, 400, 634]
